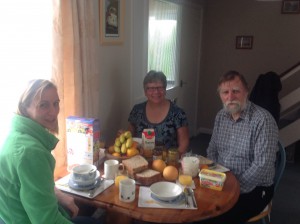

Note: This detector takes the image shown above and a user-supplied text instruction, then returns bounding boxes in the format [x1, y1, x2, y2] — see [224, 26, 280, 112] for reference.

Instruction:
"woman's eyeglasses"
[146, 86, 165, 92]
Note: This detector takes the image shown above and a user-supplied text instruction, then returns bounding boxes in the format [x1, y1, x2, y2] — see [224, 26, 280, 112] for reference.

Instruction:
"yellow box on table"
[199, 169, 226, 191]
[66, 116, 101, 171]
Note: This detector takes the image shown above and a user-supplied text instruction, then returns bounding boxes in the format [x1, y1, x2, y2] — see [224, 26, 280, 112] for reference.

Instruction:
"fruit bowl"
[106, 135, 142, 161]
[105, 148, 141, 161]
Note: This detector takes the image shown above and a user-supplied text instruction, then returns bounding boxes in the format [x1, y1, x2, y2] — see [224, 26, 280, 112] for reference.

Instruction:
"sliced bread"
[122, 155, 148, 177]
[135, 169, 161, 186]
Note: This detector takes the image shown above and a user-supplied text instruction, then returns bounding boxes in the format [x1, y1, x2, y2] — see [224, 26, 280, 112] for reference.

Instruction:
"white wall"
[96, 0, 133, 144]
[94, 0, 300, 145]
[197, 0, 300, 132]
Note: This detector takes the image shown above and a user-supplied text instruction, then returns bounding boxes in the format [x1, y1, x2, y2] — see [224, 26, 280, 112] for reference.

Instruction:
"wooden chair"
[247, 141, 286, 224]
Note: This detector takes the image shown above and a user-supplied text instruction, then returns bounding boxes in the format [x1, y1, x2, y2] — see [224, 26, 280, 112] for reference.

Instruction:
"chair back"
[274, 141, 286, 192]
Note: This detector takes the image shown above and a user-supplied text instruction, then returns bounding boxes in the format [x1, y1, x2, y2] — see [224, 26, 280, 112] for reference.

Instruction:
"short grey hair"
[217, 70, 249, 92]
[143, 70, 167, 90]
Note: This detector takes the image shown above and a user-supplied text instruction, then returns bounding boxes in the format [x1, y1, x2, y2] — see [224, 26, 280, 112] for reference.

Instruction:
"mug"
[119, 178, 136, 203]
[104, 159, 124, 180]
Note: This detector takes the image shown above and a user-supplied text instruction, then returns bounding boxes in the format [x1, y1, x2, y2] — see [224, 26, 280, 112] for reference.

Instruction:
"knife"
[188, 188, 197, 208]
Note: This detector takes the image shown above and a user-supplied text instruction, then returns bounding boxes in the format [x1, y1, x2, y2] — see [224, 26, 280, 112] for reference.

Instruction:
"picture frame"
[236, 36, 253, 49]
[99, 0, 125, 45]
[282, 0, 300, 14]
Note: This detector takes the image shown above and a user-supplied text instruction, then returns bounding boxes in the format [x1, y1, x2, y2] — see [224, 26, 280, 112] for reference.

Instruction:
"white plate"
[68, 177, 102, 191]
[150, 182, 183, 201]
[69, 171, 100, 187]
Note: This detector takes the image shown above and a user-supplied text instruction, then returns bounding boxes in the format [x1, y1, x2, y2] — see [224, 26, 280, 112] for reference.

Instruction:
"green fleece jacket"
[0, 115, 72, 224]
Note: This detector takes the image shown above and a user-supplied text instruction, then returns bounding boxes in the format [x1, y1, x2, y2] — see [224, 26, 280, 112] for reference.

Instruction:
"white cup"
[119, 178, 136, 203]
[181, 156, 200, 177]
[104, 159, 124, 180]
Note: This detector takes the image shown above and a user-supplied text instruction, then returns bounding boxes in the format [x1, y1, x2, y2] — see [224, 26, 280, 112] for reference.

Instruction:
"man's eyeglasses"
[146, 86, 165, 92]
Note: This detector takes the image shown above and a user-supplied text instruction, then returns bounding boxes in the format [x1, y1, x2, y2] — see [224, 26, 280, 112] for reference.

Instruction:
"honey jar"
[167, 148, 179, 167]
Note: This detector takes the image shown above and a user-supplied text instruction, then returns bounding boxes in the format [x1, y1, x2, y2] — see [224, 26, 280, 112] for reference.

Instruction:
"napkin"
[210, 164, 230, 173]
[55, 174, 114, 198]
[138, 186, 197, 209]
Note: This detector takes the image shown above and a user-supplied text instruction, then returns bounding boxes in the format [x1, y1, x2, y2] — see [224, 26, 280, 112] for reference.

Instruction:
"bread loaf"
[135, 169, 161, 186]
[122, 155, 148, 177]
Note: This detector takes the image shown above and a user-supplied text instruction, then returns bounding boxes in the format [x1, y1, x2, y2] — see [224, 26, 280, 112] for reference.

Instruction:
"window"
[0, 0, 52, 145]
[148, 0, 182, 89]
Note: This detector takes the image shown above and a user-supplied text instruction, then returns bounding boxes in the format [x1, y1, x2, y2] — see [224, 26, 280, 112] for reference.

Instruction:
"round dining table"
[56, 166, 240, 223]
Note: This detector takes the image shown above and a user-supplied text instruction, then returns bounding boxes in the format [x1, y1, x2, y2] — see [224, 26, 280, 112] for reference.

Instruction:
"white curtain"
[148, 0, 182, 88]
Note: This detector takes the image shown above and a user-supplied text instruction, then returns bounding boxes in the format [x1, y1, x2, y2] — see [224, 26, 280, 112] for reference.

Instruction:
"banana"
[121, 143, 127, 154]
[114, 145, 121, 153]
[124, 131, 132, 139]
[125, 137, 133, 149]
[115, 137, 121, 147]
[119, 134, 126, 144]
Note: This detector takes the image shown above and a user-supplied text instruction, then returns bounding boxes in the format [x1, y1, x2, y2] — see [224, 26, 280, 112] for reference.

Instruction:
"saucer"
[68, 177, 102, 191]
[151, 193, 185, 205]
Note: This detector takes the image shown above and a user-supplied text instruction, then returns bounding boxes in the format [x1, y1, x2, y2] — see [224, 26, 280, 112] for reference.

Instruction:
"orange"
[108, 145, 115, 154]
[126, 148, 139, 157]
[152, 159, 167, 173]
[163, 165, 179, 181]
[112, 152, 121, 157]
[200, 164, 209, 170]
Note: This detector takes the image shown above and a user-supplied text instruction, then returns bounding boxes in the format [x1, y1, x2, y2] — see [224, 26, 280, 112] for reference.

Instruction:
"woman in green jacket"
[0, 80, 102, 224]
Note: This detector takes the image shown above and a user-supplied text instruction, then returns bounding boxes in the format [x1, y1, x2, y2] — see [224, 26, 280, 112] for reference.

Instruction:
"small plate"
[68, 177, 101, 191]
[151, 193, 185, 205]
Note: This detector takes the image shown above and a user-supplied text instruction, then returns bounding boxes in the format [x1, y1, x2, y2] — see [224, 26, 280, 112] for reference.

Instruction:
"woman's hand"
[55, 187, 79, 218]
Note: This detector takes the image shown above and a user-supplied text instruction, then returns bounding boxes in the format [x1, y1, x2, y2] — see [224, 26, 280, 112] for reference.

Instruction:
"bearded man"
[203, 70, 278, 224]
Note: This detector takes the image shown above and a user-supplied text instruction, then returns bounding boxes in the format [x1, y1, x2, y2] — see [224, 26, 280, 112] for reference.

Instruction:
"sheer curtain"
[148, 0, 182, 88]
[52, 0, 100, 174]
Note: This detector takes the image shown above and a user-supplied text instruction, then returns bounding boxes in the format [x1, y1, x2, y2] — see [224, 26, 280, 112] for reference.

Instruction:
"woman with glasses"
[128, 70, 189, 157]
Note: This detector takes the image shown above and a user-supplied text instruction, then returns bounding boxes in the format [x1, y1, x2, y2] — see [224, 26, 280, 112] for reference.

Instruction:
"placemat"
[55, 174, 114, 198]
[138, 186, 197, 209]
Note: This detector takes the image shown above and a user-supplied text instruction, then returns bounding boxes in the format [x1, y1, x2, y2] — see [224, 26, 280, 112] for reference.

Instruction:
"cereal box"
[66, 116, 100, 171]
[199, 169, 226, 191]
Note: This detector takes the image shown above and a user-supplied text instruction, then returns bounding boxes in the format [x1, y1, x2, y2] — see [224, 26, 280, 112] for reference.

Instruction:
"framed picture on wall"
[282, 0, 300, 14]
[236, 36, 253, 49]
[99, 0, 125, 45]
